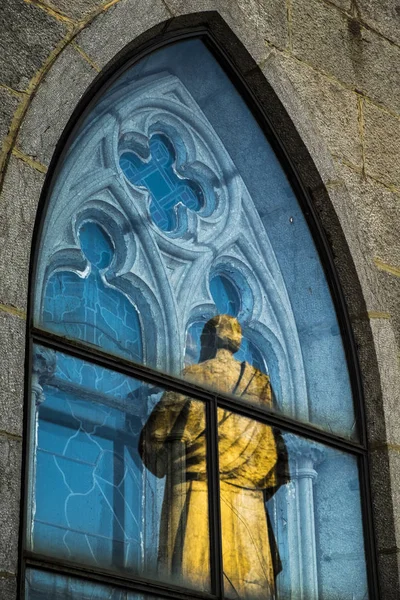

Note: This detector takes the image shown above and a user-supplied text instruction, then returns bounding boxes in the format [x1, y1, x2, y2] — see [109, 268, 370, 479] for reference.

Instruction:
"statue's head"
[199, 314, 242, 361]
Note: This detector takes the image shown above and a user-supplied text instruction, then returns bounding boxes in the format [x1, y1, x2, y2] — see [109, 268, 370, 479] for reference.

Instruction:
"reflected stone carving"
[120, 133, 206, 232]
[35, 70, 315, 599]
[35, 73, 307, 409]
[285, 434, 325, 481]
[30, 39, 368, 600]
[283, 434, 326, 600]
[32, 346, 56, 406]
[140, 315, 289, 598]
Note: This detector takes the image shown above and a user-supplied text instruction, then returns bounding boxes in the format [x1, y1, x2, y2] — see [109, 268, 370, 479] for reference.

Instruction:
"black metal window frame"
[19, 17, 380, 600]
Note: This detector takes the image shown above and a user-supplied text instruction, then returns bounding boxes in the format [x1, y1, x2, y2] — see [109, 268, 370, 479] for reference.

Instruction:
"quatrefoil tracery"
[120, 133, 205, 232]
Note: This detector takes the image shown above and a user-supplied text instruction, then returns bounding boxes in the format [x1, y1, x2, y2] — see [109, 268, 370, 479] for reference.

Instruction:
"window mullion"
[31, 327, 366, 455]
[24, 554, 218, 600]
[206, 396, 224, 598]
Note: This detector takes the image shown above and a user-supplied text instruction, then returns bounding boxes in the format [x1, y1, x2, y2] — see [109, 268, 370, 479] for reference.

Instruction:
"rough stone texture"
[41, 0, 111, 21]
[291, 0, 400, 114]
[337, 164, 400, 267]
[0, 574, 17, 600]
[165, 0, 288, 61]
[0, 88, 19, 146]
[76, 0, 170, 68]
[0, 157, 45, 312]
[376, 269, 400, 347]
[369, 319, 400, 446]
[17, 45, 98, 166]
[0, 312, 25, 438]
[369, 446, 396, 547]
[387, 447, 400, 547]
[328, 0, 352, 10]
[0, 435, 22, 574]
[377, 551, 400, 600]
[273, 53, 362, 167]
[356, 26, 400, 116]
[352, 317, 388, 445]
[259, 52, 386, 315]
[0, 0, 399, 597]
[363, 100, 400, 191]
[0, 0, 66, 91]
[291, 0, 361, 84]
[358, 0, 400, 46]
[260, 49, 342, 184]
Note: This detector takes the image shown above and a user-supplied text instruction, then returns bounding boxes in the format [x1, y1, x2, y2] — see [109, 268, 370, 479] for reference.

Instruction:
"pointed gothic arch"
[20, 13, 385, 600]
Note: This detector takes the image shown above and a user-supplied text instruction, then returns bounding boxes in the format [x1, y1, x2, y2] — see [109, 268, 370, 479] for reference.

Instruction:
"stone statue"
[139, 315, 289, 599]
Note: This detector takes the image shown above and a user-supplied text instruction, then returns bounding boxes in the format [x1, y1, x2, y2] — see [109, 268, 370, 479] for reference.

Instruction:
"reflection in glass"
[272, 436, 369, 600]
[26, 569, 152, 599]
[43, 222, 143, 363]
[219, 409, 287, 600]
[183, 274, 267, 374]
[210, 274, 241, 317]
[184, 315, 276, 410]
[120, 133, 204, 232]
[35, 40, 356, 439]
[139, 389, 210, 591]
[30, 36, 370, 600]
[209, 273, 267, 373]
[141, 315, 368, 599]
[172, 314, 288, 599]
[30, 346, 209, 590]
[140, 314, 285, 596]
[216, 421, 370, 600]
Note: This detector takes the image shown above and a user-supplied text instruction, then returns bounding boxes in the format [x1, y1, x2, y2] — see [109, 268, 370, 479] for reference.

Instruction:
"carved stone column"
[28, 347, 57, 547]
[284, 434, 325, 600]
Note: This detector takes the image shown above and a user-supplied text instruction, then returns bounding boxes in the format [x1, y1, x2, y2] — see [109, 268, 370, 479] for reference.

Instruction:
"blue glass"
[36, 38, 357, 438]
[120, 134, 204, 231]
[79, 221, 113, 268]
[31, 38, 370, 600]
[209, 273, 268, 373]
[209, 274, 241, 316]
[30, 348, 368, 600]
[184, 321, 205, 368]
[266, 433, 368, 600]
[43, 222, 142, 363]
[30, 346, 209, 589]
[26, 569, 153, 599]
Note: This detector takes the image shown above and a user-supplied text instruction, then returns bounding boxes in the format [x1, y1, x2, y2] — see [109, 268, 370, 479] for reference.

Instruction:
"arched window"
[24, 32, 375, 600]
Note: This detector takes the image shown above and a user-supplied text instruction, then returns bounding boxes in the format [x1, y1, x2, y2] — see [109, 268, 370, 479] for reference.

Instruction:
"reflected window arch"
[43, 221, 143, 362]
[24, 23, 375, 600]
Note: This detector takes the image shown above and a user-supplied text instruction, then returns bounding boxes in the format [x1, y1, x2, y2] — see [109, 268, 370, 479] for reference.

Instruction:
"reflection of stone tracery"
[120, 133, 205, 232]
[32, 346, 57, 406]
[36, 72, 316, 599]
[284, 436, 325, 599]
[43, 221, 143, 363]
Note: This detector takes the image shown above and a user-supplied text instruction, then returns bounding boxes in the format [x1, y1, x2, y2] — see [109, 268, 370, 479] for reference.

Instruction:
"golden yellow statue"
[139, 315, 288, 599]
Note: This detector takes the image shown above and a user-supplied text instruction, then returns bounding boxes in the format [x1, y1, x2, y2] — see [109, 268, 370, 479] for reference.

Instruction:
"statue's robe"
[139, 352, 288, 599]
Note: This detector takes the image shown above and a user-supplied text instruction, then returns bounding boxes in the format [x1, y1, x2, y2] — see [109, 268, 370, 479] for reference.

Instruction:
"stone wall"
[0, 0, 399, 598]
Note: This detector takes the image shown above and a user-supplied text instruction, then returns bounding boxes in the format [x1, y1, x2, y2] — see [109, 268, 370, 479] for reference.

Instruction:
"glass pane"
[25, 569, 156, 599]
[29, 346, 210, 592]
[34, 37, 356, 440]
[120, 134, 204, 232]
[41, 222, 143, 363]
[216, 410, 368, 600]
